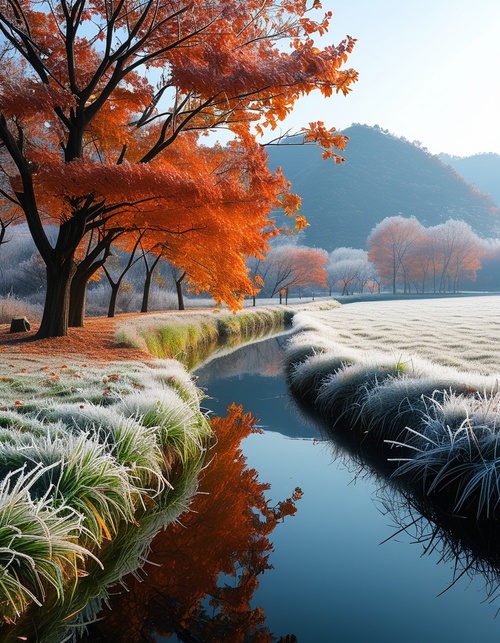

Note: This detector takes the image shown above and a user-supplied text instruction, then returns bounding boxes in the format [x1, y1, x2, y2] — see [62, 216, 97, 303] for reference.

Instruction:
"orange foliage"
[0, 0, 357, 335]
[258, 244, 328, 297]
[91, 404, 302, 642]
[301, 121, 350, 161]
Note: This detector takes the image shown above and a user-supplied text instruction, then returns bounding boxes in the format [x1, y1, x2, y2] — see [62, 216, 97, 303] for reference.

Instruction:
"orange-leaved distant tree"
[368, 216, 486, 294]
[0, 1, 357, 337]
[251, 244, 328, 303]
[367, 215, 425, 294]
[426, 219, 486, 293]
[88, 404, 303, 642]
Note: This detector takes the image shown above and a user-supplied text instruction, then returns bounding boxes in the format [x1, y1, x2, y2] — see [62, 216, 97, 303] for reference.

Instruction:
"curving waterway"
[194, 334, 500, 643]
[89, 333, 500, 643]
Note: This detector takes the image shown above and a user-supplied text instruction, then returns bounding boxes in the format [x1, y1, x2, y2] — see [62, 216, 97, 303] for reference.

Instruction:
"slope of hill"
[266, 124, 499, 251]
[439, 153, 500, 207]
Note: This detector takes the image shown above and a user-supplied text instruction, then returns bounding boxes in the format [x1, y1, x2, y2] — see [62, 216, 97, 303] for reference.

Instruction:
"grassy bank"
[0, 301, 337, 639]
[284, 309, 500, 526]
[115, 307, 296, 369]
[0, 358, 211, 641]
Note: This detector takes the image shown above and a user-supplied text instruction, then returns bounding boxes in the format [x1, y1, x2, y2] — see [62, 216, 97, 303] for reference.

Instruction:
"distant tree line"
[2, 214, 500, 321]
[367, 215, 489, 294]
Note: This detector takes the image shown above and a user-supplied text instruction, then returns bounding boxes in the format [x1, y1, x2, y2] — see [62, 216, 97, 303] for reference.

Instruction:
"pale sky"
[279, 0, 500, 157]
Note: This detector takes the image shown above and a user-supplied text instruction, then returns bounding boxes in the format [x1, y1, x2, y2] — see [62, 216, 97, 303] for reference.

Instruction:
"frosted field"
[305, 295, 500, 376]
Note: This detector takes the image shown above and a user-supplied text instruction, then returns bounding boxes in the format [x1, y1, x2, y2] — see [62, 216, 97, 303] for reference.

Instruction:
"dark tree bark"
[38, 256, 77, 338]
[140, 252, 161, 313]
[106, 278, 120, 318]
[69, 231, 117, 327]
[103, 236, 142, 318]
[176, 272, 186, 311]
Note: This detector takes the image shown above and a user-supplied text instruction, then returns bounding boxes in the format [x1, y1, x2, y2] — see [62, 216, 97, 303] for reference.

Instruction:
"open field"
[305, 295, 500, 376]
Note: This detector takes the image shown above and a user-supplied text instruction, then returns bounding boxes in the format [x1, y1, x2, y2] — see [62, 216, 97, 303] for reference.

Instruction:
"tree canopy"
[0, 0, 357, 336]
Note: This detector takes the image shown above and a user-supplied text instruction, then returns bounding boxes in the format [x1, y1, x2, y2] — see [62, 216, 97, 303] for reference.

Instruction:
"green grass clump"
[0, 358, 212, 641]
[0, 464, 95, 624]
[115, 307, 290, 369]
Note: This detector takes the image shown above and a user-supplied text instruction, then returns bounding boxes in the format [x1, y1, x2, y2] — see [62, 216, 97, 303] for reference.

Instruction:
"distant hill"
[439, 153, 500, 208]
[266, 124, 499, 251]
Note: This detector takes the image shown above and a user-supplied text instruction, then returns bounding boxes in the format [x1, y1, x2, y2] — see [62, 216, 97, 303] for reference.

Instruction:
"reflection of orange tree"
[90, 403, 302, 642]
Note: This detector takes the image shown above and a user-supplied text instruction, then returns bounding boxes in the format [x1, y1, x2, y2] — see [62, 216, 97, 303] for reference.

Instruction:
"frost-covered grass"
[0, 357, 211, 641]
[116, 307, 292, 368]
[285, 296, 500, 523]
[307, 295, 500, 375]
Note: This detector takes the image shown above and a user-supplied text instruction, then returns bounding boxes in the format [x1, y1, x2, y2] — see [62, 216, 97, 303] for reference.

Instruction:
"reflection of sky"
[195, 334, 290, 382]
[243, 431, 500, 643]
[195, 334, 318, 438]
[199, 340, 500, 642]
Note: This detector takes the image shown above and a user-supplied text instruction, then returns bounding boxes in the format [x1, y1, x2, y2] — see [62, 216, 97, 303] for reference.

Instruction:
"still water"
[90, 334, 500, 642]
[193, 335, 500, 643]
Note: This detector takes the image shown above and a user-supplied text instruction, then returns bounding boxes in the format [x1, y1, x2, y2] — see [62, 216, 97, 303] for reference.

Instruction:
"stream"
[193, 335, 500, 642]
[90, 334, 500, 642]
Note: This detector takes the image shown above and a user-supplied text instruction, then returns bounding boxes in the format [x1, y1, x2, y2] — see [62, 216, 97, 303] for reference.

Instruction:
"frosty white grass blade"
[0, 464, 97, 624]
[0, 434, 137, 546]
[285, 311, 500, 521]
[35, 403, 166, 493]
[388, 391, 500, 519]
[0, 357, 212, 637]
[116, 388, 211, 466]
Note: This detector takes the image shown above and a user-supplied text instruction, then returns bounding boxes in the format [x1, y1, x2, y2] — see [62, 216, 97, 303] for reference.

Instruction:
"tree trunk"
[176, 272, 186, 311]
[108, 284, 120, 318]
[36, 258, 76, 338]
[69, 273, 88, 327]
[69, 248, 112, 327]
[141, 270, 153, 313]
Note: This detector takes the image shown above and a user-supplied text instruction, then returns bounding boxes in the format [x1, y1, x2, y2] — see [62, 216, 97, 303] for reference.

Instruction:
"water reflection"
[86, 405, 302, 642]
[89, 335, 500, 642]
[290, 390, 500, 618]
[195, 335, 317, 439]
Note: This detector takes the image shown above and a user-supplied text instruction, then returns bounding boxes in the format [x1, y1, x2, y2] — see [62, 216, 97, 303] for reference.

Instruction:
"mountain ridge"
[266, 124, 499, 251]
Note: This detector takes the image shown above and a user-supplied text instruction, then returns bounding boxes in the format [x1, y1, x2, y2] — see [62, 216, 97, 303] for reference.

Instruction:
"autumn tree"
[426, 219, 486, 293]
[0, 1, 357, 337]
[138, 240, 163, 313]
[367, 216, 486, 294]
[367, 215, 424, 293]
[252, 244, 328, 302]
[102, 232, 144, 318]
[473, 240, 500, 292]
[403, 230, 435, 293]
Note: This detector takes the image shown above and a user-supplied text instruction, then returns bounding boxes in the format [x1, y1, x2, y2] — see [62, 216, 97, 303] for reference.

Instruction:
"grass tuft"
[0, 357, 212, 639]
[285, 310, 500, 521]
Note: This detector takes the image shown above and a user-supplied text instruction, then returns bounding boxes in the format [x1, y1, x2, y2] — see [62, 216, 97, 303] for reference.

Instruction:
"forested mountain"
[439, 153, 500, 207]
[266, 124, 499, 251]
